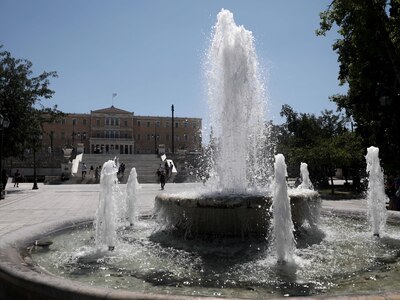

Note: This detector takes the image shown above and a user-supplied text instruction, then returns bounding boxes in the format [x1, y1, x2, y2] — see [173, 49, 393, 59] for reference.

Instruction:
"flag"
[112, 93, 117, 98]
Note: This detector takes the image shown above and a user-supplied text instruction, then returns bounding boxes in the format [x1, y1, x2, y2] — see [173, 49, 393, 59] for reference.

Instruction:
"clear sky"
[0, 0, 345, 124]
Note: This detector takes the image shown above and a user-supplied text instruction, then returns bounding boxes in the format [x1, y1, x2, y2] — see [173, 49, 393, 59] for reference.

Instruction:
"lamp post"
[77, 132, 86, 153]
[0, 114, 10, 199]
[72, 121, 76, 151]
[47, 131, 54, 154]
[32, 134, 42, 190]
[171, 104, 174, 154]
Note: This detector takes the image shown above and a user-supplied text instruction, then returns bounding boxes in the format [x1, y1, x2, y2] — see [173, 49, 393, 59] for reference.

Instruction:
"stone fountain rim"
[155, 189, 321, 208]
[1, 209, 400, 300]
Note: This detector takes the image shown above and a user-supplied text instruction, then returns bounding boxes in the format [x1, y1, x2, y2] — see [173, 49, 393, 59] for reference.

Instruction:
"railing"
[89, 138, 134, 142]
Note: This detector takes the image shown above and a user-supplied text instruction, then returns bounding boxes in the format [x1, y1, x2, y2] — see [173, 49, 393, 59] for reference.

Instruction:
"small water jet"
[95, 160, 119, 251]
[365, 146, 388, 237]
[272, 154, 295, 263]
[126, 167, 140, 226]
[297, 162, 313, 190]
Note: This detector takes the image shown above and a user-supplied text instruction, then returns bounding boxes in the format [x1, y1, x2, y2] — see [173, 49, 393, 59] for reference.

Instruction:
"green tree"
[0, 46, 61, 158]
[317, 0, 400, 171]
[276, 105, 364, 192]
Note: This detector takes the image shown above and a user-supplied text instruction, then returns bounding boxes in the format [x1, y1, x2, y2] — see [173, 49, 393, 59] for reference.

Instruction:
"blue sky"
[0, 0, 345, 124]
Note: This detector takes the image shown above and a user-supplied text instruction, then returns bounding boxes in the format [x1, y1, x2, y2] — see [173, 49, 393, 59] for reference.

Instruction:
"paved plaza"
[0, 181, 369, 238]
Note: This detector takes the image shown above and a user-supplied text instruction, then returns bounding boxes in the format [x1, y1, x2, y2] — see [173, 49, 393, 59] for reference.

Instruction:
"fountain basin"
[155, 190, 320, 237]
[3, 209, 400, 299]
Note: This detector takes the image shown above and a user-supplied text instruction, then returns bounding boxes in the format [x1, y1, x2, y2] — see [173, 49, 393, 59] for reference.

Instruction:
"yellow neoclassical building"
[42, 106, 202, 155]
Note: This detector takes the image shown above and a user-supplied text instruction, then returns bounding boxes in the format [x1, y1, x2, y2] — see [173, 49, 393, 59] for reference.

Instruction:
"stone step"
[72, 154, 163, 184]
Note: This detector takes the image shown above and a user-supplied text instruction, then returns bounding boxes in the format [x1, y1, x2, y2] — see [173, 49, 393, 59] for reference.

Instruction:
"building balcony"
[89, 137, 134, 143]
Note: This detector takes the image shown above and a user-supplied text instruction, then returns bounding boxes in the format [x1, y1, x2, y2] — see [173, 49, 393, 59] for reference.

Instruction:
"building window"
[137, 134, 141, 141]
[83, 119, 87, 125]
[105, 118, 110, 126]
[184, 134, 188, 141]
[137, 121, 141, 127]
[147, 121, 151, 127]
[115, 118, 119, 126]
[97, 132, 101, 138]
[175, 122, 179, 128]
[72, 118, 77, 125]
[96, 119, 100, 126]
[184, 121, 188, 128]
[124, 120, 128, 127]
[165, 121, 170, 128]
[62, 119, 66, 125]
[175, 135, 180, 141]
[156, 121, 160, 127]
[125, 133, 128, 138]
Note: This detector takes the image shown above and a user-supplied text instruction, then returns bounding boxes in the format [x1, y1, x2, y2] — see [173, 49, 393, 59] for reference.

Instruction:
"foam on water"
[31, 215, 400, 298]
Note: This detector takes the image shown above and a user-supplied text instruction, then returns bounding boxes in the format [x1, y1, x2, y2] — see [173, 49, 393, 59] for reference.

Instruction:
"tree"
[276, 105, 364, 192]
[0, 46, 61, 158]
[317, 0, 400, 171]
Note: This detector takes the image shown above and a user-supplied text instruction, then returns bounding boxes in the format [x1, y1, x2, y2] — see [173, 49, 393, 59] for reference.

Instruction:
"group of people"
[81, 163, 103, 182]
[80, 162, 127, 182]
[157, 161, 174, 190]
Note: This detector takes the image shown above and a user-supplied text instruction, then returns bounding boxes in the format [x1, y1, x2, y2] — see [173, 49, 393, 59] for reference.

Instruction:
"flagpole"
[111, 93, 117, 106]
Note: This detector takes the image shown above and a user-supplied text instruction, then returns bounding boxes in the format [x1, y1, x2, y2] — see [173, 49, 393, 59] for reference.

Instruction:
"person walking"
[164, 161, 170, 178]
[81, 163, 87, 179]
[1, 169, 8, 195]
[160, 170, 166, 190]
[94, 166, 100, 182]
[14, 169, 21, 187]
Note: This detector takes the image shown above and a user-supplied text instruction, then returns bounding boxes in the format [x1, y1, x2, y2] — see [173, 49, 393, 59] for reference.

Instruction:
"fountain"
[365, 146, 388, 236]
[297, 162, 313, 190]
[2, 9, 400, 300]
[126, 167, 140, 226]
[154, 9, 319, 237]
[95, 160, 119, 251]
[272, 154, 295, 263]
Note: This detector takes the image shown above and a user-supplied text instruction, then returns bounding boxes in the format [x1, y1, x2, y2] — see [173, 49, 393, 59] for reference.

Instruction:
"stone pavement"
[0, 182, 367, 237]
[0, 182, 201, 237]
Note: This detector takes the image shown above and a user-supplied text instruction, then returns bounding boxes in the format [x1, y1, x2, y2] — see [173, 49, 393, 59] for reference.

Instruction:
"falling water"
[297, 162, 313, 190]
[206, 9, 270, 193]
[95, 160, 119, 250]
[126, 167, 140, 226]
[273, 154, 295, 263]
[365, 146, 388, 236]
